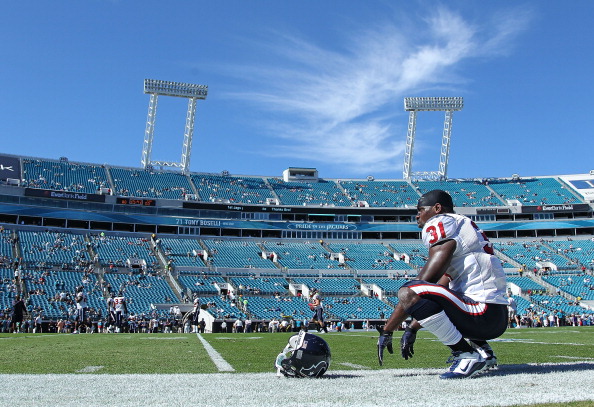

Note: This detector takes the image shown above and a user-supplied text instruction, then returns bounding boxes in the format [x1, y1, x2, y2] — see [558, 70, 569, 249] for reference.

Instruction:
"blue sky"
[1, 1, 593, 180]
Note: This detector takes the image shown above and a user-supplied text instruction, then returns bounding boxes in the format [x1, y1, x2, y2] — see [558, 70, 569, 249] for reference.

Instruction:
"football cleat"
[439, 351, 486, 379]
[470, 341, 498, 369]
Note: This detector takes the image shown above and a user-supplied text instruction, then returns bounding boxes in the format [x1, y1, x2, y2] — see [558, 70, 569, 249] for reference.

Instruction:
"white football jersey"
[311, 292, 324, 310]
[114, 296, 126, 312]
[107, 297, 115, 311]
[421, 213, 508, 305]
[76, 293, 87, 309]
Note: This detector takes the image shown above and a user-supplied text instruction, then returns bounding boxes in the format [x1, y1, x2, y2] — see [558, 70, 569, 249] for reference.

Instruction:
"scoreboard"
[116, 197, 156, 207]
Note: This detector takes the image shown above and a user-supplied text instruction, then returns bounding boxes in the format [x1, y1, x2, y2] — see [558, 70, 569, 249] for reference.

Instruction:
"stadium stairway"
[162, 271, 183, 302]
[319, 240, 357, 275]
[104, 167, 117, 195]
[150, 237, 183, 302]
[530, 273, 581, 304]
[186, 173, 201, 199]
[195, 239, 220, 273]
[256, 242, 284, 271]
[492, 247, 523, 272]
[262, 178, 282, 204]
[333, 181, 353, 205]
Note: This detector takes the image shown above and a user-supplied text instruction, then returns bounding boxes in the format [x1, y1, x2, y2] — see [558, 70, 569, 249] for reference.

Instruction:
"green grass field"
[1, 326, 593, 374]
[1, 326, 593, 407]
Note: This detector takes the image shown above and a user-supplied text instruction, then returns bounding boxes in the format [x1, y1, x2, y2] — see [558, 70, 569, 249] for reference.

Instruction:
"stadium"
[1, 84, 594, 406]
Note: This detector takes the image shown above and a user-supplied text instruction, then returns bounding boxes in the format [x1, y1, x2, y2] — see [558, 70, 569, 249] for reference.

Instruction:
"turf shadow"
[485, 362, 594, 377]
[321, 373, 365, 379]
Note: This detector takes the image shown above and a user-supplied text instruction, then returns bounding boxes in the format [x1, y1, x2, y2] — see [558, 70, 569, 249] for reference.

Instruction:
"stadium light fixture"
[141, 79, 208, 174]
[402, 97, 463, 180]
[143, 79, 208, 99]
[404, 97, 463, 112]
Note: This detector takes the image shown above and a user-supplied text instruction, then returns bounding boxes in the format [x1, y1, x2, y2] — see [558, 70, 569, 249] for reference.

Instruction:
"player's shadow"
[322, 373, 365, 379]
[487, 362, 594, 377]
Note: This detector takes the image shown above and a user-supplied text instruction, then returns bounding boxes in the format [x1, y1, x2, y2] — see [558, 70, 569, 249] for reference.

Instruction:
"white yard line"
[196, 333, 235, 372]
[338, 362, 371, 369]
[553, 355, 594, 360]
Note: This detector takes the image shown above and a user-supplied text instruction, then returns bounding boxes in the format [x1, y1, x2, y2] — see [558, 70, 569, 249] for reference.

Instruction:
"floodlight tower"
[402, 97, 463, 180]
[141, 79, 208, 174]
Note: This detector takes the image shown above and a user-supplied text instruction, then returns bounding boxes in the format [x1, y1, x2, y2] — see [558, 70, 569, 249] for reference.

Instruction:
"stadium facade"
[1, 153, 593, 332]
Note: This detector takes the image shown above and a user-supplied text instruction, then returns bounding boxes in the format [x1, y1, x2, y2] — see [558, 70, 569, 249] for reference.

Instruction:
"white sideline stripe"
[492, 338, 586, 346]
[196, 333, 235, 372]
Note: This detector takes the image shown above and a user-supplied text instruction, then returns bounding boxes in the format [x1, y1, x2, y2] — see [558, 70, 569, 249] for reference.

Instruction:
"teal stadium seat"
[267, 178, 351, 207]
[202, 239, 277, 270]
[324, 296, 392, 320]
[159, 237, 208, 268]
[493, 240, 571, 273]
[190, 174, 275, 204]
[89, 235, 158, 270]
[415, 180, 503, 207]
[231, 276, 289, 295]
[545, 239, 594, 271]
[22, 158, 111, 194]
[201, 295, 247, 319]
[326, 242, 412, 271]
[19, 231, 91, 267]
[362, 278, 408, 295]
[339, 180, 419, 207]
[506, 277, 546, 293]
[264, 241, 338, 270]
[244, 296, 310, 320]
[109, 167, 194, 200]
[290, 277, 360, 295]
[543, 275, 594, 301]
[530, 294, 593, 315]
[178, 275, 225, 295]
[488, 177, 581, 206]
[102, 272, 178, 316]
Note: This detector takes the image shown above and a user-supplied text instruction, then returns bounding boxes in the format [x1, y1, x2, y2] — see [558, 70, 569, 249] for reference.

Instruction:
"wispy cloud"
[224, 6, 531, 177]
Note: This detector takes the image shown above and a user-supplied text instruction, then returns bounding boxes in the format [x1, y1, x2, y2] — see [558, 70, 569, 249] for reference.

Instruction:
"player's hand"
[400, 328, 416, 360]
[376, 326, 394, 366]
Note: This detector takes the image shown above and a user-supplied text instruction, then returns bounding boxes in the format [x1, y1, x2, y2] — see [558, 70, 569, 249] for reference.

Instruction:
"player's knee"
[397, 286, 419, 309]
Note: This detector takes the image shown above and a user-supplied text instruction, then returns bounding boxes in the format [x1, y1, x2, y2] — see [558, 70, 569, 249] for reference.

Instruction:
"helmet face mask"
[275, 331, 331, 378]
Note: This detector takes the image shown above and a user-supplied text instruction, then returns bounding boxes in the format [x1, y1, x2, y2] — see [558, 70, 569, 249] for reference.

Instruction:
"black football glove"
[376, 326, 394, 366]
[400, 328, 416, 360]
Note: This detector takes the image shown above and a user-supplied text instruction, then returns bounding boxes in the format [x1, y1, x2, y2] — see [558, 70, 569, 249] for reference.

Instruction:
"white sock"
[418, 310, 463, 346]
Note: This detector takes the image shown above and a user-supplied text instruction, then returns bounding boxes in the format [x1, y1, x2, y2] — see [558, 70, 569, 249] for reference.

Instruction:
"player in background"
[106, 293, 116, 332]
[377, 190, 508, 379]
[73, 287, 88, 334]
[309, 288, 328, 333]
[10, 295, 27, 333]
[507, 296, 519, 328]
[113, 292, 128, 333]
[191, 297, 201, 333]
